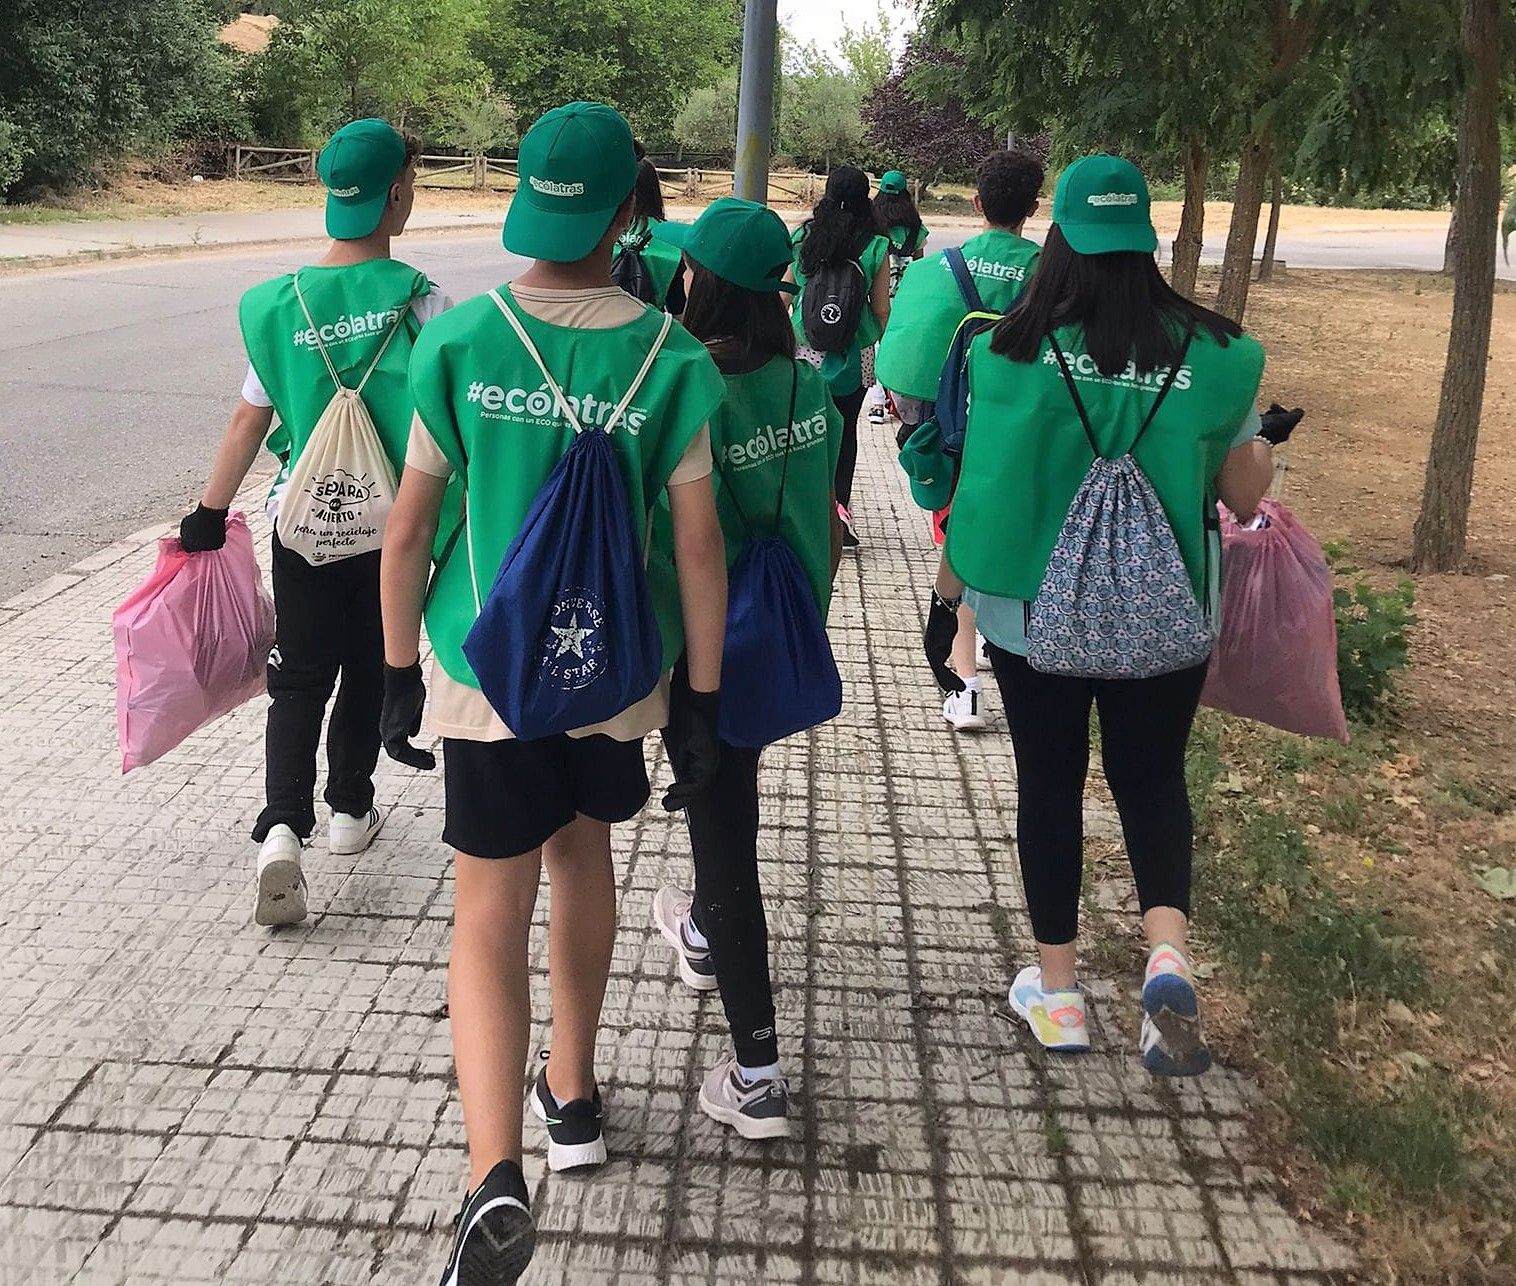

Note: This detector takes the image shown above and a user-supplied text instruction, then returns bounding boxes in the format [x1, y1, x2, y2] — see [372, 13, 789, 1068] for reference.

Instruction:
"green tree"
[0, 0, 247, 195]
[780, 66, 866, 170]
[673, 73, 740, 159]
[445, 90, 517, 188]
[473, 0, 740, 148]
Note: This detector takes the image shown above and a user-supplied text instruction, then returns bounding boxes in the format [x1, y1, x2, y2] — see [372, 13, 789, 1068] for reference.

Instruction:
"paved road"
[0, 219, 1502, 600]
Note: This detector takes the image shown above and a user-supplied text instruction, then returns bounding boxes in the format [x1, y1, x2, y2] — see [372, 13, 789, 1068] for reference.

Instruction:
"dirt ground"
[1238, 267, 1515, 787]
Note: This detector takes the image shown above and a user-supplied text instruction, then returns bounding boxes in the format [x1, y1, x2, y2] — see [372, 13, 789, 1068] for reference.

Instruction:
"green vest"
[408, 287, 726, 689]
[239, 259, 430, 480]
[946, 324, 1265, 601]
[613, 219, 686, 310]
[788, 226, 890, 394]
[876, 228, 1040, 400]
[710, 356, 843, 617]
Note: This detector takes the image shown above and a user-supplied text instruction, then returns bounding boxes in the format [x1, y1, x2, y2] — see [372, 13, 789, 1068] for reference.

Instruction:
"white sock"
[962, 675, 981, 692]
[683, 911, 709, 950]
[737, 1061, 781, 1085]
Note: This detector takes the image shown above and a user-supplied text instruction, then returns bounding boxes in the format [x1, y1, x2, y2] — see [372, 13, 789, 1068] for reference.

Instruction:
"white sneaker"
[698, 1054, 791, 1140]
[651, 887, 719, 992]
[255, 825, 308, 926]
[328, 805, 382, 856]
[942, 678, 989, 731]
[1008, 965, 1091, 1052]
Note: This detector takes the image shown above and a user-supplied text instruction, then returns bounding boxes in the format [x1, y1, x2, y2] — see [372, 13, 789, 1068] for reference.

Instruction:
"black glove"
[179, 504, 228, 552]
[381, 661, 436, 770]
[896, 421, 915, 451]
[924, 590, 965, 693]
[662, 685, 720, 811]
[1258, 402, 1304, 446]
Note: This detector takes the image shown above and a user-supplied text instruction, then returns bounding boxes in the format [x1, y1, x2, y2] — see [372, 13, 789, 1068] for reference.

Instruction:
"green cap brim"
[1057, 221, 1158, 255]
[325, 189, 390, 240]
[504, 191, 624, 262]
[652, 219, 797, 294]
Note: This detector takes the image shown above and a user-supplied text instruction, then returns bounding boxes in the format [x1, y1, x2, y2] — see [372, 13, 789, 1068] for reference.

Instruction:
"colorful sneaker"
[1140, 944, 1212, 1077]
[528, 1059, 607, 1171]
[942, 678, 989, 731]
[1008, 965, 1091, 1052]
[437, 1158, 534, 1286]
[838, 503, 860, 550]
[254, 825, 307, 927]
[698, 1054, 792, 1140]
[328, 805, 383, 856]
[652, 887, 718, 992]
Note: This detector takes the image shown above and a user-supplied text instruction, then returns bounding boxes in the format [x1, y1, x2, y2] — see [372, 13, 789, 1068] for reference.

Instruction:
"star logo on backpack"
[539, 590, 607, 692]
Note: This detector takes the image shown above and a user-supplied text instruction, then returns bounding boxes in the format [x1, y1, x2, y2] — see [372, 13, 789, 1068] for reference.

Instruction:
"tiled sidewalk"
[0, 436, 1353, 1285]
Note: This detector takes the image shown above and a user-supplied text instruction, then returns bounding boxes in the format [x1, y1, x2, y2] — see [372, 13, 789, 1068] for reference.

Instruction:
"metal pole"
[733, 0, 778, 203]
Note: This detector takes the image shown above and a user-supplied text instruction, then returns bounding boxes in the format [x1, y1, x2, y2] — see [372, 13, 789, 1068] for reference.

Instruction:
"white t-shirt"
[404, 283, 714, 744]
[240, 286, 451, 407]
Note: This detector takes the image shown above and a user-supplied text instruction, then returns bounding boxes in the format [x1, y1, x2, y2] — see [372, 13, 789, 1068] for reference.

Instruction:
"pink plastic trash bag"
[114, 512, 275, 772]
[1202, 499, 1349, 742]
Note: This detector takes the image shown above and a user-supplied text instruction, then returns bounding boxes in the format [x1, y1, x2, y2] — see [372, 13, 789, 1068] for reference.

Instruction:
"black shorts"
[441, 734, 650, 859]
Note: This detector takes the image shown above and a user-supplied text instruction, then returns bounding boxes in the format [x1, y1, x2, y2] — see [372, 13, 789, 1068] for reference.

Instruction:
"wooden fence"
[230, 145, 838, 205]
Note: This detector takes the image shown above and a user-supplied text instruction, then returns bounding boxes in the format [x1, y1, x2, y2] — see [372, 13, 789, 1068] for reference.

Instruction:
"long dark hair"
[798, 165, 874, 277]
[682, 264, 796, 374]
[991, 225, 1241, 374]
[627, 159, 665, 235]
[873, 188, 922, 253]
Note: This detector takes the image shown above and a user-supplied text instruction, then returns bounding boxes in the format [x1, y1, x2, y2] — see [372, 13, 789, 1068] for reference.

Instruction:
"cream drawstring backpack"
[274, 274, 409, 565]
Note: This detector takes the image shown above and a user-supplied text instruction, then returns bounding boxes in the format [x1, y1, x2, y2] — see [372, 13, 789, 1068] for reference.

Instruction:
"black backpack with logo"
[611, 228, 656, 304]
[800, 238, 869, 353]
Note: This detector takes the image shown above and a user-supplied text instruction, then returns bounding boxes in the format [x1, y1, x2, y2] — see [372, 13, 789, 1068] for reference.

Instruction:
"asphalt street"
[0, 219, 1500, 599]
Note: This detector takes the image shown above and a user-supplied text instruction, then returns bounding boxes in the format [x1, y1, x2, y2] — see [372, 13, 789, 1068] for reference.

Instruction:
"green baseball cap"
[1051, 155, 1158, 255]
[879, 170, 908, 194]
[317, 119, 408, 240]
[505, 102, 638, 262]
[652, 198, 796, 294]
[898, 419, 953, 511]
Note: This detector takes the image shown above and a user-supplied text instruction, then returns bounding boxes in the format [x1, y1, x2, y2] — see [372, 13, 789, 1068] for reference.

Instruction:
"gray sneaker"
[698, 1055, 791, 1141]
[652, 887, 718, 992]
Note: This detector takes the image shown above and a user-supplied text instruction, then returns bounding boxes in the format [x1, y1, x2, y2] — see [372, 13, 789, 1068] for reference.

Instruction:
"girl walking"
[650, 197, 844, 1138]
[926, 156, 1276, 1076]
[788, 166, 891, 549]
[866, 169, 929, 426]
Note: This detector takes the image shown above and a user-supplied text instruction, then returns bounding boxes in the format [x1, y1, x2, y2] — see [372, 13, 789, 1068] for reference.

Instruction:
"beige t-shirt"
[405, 283, 713, 744]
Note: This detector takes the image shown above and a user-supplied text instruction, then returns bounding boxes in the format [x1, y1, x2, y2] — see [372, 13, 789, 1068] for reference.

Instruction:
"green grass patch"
[0, 203, 94, 224]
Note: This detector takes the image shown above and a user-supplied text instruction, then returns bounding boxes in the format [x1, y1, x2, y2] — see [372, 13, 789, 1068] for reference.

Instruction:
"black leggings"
[832, 386, 866, 511]
[987, 646, 1208, 945]
[663, 666, 775, 1068]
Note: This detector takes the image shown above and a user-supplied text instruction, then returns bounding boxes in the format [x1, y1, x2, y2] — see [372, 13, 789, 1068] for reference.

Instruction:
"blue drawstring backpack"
[461, 291, 670, 740]
[717, 363, 843, 748]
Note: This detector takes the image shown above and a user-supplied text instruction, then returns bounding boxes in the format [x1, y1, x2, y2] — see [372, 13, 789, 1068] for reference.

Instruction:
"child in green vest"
[787, 166, 892, 549]
[878, 148, 1045, 734]
[610, 158, 688, 312]
[177, 118, 448, 929]
[865, 168, 929, 424]
[925, 156, 1284, 1077]
[646, 198, 843, 1141]
[378, 102, 728, 1286]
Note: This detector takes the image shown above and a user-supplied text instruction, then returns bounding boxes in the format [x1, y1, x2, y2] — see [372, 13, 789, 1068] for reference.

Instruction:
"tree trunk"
[1442, 190, 1461, 273]
[1411, 0, 1501, 573]
[1214, 131, 1274, 322]
[1170, 140, 1208, 298]
[1257, 162, 1284, 281]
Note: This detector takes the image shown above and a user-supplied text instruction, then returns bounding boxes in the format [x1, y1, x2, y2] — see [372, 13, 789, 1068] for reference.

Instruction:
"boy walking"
[378, 102, 727, 1286]
[876, 148, 1044, 732]
[179, 118, 448, 926]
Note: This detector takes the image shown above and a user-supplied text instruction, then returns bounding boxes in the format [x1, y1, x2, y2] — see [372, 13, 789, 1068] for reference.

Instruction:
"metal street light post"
[733, 0, 778, 202]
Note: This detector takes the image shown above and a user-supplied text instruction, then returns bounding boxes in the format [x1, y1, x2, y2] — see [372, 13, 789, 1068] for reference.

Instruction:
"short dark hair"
[977, 150, 1043, 228]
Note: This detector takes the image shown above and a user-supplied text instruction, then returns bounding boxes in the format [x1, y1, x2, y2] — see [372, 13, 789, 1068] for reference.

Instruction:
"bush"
[0, 117, 24, 201]
[1326, 547, 1415, 725]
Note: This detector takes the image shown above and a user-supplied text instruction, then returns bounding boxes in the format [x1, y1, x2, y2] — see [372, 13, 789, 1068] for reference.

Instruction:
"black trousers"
[832, 386, 866, 511]
[663, 665, 776, 1068]
[987, 646, 1209, 946]
[251, 535, 383, 842]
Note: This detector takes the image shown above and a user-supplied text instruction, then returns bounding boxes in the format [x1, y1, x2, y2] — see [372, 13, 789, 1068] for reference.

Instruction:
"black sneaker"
[528, 1059, 608, 1171]
[437, 1159, 534, 1286]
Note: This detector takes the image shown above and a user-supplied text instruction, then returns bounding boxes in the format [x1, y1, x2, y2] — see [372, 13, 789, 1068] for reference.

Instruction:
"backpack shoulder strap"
[488, 288, 584, 433]
[1129, 328, 1196, 453]
[1046, 330, 1101, 458]
[603, 310, 674, 436]
[771, 360, 802, 527]
[944, 247, 985, 314]
[294, 271, 414, 398]
[354, 301, 413, 395]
